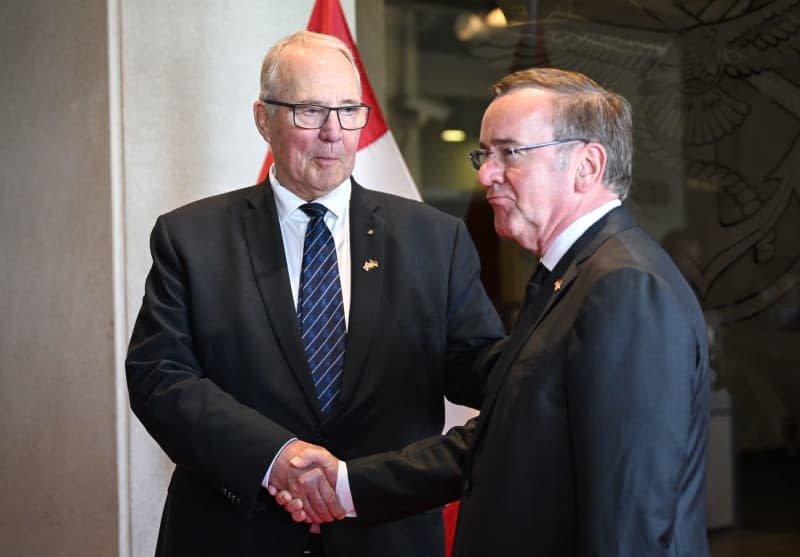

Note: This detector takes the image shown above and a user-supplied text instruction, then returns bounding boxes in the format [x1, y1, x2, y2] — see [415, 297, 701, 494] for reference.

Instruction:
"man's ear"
[253, 101, 271, 142]
[575, 142, 606, 192]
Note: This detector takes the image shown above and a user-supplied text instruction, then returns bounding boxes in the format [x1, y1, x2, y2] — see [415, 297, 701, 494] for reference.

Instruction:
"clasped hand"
[268, 440, 344, 525]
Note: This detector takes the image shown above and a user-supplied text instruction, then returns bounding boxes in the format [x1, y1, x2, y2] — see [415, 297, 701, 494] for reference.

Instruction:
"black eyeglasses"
[468, 138, 588, 171]
[262, 99, 371, 130]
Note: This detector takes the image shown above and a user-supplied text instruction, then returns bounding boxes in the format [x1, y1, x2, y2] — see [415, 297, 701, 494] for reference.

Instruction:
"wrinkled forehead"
[277, 45, 361, 103]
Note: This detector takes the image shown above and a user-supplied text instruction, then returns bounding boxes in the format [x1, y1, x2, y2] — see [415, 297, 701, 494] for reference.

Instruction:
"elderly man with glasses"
[275, 67, 711, 557]
[125, 30, 503, 557]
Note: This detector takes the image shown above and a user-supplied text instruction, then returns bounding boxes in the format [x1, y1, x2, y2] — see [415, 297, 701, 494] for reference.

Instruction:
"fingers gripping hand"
[292, 465, 342, 523]
[272, 488, 310, 523]
[269, 440, 343, 523]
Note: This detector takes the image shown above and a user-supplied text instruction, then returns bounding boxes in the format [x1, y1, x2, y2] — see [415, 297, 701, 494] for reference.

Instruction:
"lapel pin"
[362, 259, 379, 272]
[366, 228, 375, 236]
[553, 279, 562, 292]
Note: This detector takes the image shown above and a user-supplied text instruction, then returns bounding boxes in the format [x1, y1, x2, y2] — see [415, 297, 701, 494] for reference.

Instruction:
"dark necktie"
[298, 203, 346, 416]
[516, 262, 551, 325]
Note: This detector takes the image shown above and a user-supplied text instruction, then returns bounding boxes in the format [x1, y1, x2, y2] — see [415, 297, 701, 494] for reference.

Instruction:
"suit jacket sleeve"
[347, 418, 477, 525]
[567, 268, 708, 555]
[345, 214, 503, 525]
[126, 215, 294, 516]
[441, 220, 505, 407]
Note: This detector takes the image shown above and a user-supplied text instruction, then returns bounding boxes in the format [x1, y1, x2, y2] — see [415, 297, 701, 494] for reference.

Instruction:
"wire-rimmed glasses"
[468, 139, 588, 170]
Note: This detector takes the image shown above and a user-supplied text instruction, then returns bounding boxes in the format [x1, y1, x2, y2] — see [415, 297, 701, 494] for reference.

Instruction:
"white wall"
[1, 1, 355, 555]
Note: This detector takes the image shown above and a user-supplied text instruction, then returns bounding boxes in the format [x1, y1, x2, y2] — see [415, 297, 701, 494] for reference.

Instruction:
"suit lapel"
[243, 182, 322, 419]
[337, 181, 385, 411]
[469, 206, 636, 448]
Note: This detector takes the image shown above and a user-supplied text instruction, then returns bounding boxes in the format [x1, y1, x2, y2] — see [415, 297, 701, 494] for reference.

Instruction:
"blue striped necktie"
[298, 203, 346, 416]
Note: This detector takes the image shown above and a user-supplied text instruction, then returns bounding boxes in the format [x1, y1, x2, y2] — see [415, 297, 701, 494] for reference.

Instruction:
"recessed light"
[441, 129, 466, 142]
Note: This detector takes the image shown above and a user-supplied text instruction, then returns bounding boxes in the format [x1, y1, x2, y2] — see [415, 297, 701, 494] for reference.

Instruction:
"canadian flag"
[257, 0, 420, 202]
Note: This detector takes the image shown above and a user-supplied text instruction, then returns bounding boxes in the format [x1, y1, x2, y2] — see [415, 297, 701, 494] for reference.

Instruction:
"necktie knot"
[530, 262, 550, 286]
[516, 262, 551, 326]
[300, 202, 327, 220]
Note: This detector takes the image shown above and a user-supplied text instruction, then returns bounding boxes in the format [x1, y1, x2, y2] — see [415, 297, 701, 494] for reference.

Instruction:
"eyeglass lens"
[294, 105, 369, 130]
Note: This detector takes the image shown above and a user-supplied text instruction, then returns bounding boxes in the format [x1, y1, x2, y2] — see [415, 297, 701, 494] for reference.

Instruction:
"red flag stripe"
[306, 0, 389, 148]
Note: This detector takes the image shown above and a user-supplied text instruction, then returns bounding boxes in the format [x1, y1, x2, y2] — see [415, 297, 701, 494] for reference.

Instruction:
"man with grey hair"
[277, 67, 711, 556]
[126, 30, 503, 557]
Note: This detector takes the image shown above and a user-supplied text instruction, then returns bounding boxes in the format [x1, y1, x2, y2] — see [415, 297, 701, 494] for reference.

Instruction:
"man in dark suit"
[125, 30, 503, 557]
[276, 67, 711, 556]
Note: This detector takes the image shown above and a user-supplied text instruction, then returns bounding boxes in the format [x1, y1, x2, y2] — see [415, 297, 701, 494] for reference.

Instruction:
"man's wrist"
[262, 437, 298, 489]
[336, 460, 357, 517]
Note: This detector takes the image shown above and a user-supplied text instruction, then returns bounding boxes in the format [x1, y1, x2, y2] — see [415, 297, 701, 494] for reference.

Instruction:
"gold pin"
[366, 228, 375, 236]
[553, 279, 562, 292]
[362, 259, 379, 272]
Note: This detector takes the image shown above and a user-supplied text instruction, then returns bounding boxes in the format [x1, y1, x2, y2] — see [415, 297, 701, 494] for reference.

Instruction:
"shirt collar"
[269, 164, 352, 222]
[540, 199, 621, 271]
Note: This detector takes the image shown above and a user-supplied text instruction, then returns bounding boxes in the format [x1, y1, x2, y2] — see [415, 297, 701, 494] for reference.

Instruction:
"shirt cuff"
[336, 460, 357, 517]
[261, 437, 298, 490]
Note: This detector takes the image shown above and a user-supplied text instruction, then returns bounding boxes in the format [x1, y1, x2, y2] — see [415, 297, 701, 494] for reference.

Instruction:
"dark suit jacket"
[125, 179, 504, 557]
[349, 206, 710, 556]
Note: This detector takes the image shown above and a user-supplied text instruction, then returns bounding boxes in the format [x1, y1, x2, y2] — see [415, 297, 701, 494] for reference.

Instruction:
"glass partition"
[358, 0, 800, 552]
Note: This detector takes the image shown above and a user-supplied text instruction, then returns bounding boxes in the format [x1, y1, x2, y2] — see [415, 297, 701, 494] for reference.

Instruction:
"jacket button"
[462, 479, 471, 493]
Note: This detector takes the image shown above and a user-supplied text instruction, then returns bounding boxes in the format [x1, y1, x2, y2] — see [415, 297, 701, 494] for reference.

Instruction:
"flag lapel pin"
[362, 259, 379, 272]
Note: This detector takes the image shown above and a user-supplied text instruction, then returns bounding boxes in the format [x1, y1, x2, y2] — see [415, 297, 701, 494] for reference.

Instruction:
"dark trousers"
[303, 534, 324, 556]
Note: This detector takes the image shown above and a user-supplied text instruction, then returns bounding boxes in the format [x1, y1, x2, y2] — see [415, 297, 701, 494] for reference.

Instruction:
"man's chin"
[311, 173, 349, 192]
[492, 220, 513, 240]
[491, 210, 517, 239]
[314, 165, 353, 187]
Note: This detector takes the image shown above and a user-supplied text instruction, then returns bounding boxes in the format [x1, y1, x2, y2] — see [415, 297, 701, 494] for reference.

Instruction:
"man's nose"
[477, 156, 503, 187]
[319, 110, 343, 141]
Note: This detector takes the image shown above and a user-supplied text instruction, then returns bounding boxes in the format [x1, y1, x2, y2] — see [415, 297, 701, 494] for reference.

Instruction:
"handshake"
[267, 440, 350, 526]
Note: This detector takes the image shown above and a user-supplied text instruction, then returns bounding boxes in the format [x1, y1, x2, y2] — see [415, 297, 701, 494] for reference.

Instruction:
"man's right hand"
[268, 440, 342, 523]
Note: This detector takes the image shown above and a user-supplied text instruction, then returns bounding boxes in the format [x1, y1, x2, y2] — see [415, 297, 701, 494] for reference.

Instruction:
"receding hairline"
[259, 31, 361, 101]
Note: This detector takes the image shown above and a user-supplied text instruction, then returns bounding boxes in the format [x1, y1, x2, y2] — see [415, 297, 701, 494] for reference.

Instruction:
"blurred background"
[356, 0, 800, 554]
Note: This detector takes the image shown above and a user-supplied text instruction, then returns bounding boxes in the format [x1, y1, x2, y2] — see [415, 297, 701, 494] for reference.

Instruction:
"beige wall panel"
[0, 1, 117, 555]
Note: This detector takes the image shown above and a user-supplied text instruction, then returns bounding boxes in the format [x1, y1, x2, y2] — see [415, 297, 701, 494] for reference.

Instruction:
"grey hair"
[493, 68, 633, 199]
[258, 31, 361, 113]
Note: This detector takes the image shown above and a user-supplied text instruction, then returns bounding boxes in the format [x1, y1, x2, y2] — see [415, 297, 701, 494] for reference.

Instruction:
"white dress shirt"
[539, 199, 621, 271]
[262, 165, 353, 490]
[270, 165, 352, 326]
